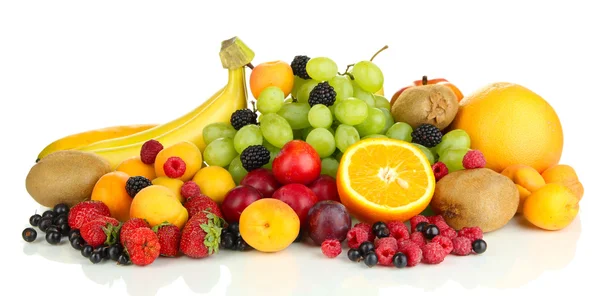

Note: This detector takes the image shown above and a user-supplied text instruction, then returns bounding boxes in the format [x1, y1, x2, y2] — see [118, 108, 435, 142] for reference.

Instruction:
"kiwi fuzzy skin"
[391, 84, 459, 130]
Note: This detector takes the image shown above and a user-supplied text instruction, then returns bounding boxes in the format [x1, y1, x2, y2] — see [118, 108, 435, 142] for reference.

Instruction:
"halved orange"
[337, 138, 435, 224]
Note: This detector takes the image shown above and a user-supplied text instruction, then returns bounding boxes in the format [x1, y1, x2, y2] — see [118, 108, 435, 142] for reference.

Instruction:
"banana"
[36, 124, 158, 162]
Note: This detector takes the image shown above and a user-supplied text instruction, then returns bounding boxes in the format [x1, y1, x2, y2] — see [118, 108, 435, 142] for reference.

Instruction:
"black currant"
[45, 231, 62, 245]
[235, 239, 248, 251]
[97, 245, 110, 259]
[45, 225, 59, 234]
[347, 248, 361, 262]
[358, 241, 375, 257]
[53, 214, 68, 225]
[89, 251, 103, 264]
[68, 229, 81, 242]
[22, 228, 37, 242]
[42, 210, 55, 219]
[364, 252, 378, 267]
[424, 224, 440, 240]
[71, 236, 84, 250]
[221, 232, 234, 250]
[117, 254, 131, 265]
[472, 239, 487, 254]
[372, 222, 387, 233]
[29, 214, 42, 227]
[392, 252, 408, 268]
[375, 227, 390, 238]
[38, 218, 53, 232]
[53, 203, 69, 215]
[108, 245, 123, 261]
[228, 223, 240, 236]
[58, 223, 70, 236]
[415, 222, 429, 233]
[81, 245, 93, 258]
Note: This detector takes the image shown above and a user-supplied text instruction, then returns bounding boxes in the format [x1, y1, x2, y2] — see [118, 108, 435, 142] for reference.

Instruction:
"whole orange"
[249, 61, 294, 99]
[451, 82, 563, 173]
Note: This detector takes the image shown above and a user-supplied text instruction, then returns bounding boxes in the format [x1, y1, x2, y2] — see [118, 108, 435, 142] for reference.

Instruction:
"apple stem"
[422, 75, 428, 85]
[246, 63, 254, 70]
[370, 45, 389, 62]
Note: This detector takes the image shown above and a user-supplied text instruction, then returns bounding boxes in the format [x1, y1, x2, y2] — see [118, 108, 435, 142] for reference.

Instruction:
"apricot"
[239, 198, 300, 253]
[129, 185, 189, 229]
[501, 164, 546, 213]
[116, 156, 156, 180]
[523, 183, 579, 231]
[542, 164, 584, 200]
[91, 171, 132, 222]
[155, 141, 202, 181]
[249, 61, 294, 99]
[151, 177, 184, 203]
[192, 166, 235, 203]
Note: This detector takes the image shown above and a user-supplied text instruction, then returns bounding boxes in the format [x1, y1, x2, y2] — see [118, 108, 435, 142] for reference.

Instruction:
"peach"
[542, 164, 584, 200]
[155, 141, 202, 181]
[501, 164, 546, 213]
[523, 183, 579, 231]
[249, 61, 294, 99]
[91, 171, 131, 221]
[151, 177, 185, 203]
[192, 166, 236, 204]
[130, 185, 189, 229]
[116, 156, 156, 180]
[239, 198, 300, 253]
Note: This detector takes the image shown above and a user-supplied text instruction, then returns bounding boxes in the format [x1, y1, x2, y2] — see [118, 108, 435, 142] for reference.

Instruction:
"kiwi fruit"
[391, 79, 459, 130]
[430, 168, 519, 233]
[26, 150, 111, 208]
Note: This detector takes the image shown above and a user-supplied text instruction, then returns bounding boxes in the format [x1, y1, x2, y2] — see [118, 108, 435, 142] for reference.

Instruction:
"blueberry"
[68, 229, 81, 242]
[347, 249, 361, 262]
[38, 218, 53, 232]
[375, 227, 390, 238]
[372, 222, 387, 233]
[22, 228, 37, 242]
[108, 245, 123, 261]
[42, 210, 55, 219]
[81, 245, 93, 258]
[58, 223, 70, 236]
[45, 231, 62, 245]
[415, 222, 428, 233]
[472, 239, 487, 254]
[45, 225, 59, 234]
[424, 224, 440, 240]
[29, 214, 42, 227]
[117, 254, 131, 265]
[53, 203, 69, 216]
[71, 236, 84, 250]
[358, 241, 375, 257]
[392, 252, 408, 268]
[53, 214, 68, 225]
[364, 252, 378, 267]
[89, 251, 103, 264]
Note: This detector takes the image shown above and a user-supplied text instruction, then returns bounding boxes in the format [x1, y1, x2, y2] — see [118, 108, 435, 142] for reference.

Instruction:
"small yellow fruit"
[152, 177, 185, 203]
[501, 164, 546, 213]
[523, 183, 579, 231]
[116, 156, 156, 180]
[129, 185, 189, 229]
[192, 166, 235, 203]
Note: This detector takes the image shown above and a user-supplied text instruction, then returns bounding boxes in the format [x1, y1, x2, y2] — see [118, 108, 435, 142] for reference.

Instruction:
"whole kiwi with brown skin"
[391, 76, 459, 130]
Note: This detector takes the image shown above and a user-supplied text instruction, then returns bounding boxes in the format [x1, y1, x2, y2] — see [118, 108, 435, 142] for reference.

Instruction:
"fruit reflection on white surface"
[21, 215, 581, 295]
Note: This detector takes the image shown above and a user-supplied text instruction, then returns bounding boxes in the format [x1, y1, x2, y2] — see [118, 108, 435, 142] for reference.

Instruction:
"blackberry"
[230, 109, 257, 130]
[291, 55, 311, 79]
[411, 124, 443, 148]
[308, 82, 336, 107]
[125, 176, 152, 198]
[240, 145, 270, 172]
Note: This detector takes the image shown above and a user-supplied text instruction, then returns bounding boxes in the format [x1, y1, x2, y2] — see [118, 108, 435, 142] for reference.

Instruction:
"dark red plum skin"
[308, 175, 340, 202]
[307, 200, 351, 245]
[272, 183, 319, 227]
[221, 185, 263, 223]
[240, 168, 280, 198]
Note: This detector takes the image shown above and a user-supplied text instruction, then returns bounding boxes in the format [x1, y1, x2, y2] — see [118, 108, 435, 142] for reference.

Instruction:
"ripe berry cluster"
[22, 203, 71, 245]
[220, 222, 250, 251]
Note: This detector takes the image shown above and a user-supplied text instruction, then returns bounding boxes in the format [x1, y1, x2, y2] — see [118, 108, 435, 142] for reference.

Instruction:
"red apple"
[272, 183, 319, 227]
[308, 175, 339, 202]
[240, 168, 280, 198]
[221, 185, 263, 223]
[272, 140, 321, 185]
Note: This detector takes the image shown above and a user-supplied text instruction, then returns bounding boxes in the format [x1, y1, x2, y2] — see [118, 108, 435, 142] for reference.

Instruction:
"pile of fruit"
[21, 37, 584, 268]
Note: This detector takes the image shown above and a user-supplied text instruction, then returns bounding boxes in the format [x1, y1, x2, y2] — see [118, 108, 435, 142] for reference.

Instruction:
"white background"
[1, 0, 599, 295]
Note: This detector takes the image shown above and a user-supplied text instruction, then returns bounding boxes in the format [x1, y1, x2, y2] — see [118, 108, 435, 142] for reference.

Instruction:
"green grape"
[306, 128, 336, 158]
[435, 129, 471, 156]
[321, 157, 339, 178]
[355, 107, 386, 137]
[373, 95, 391, 110]
[334, 98, 369, 126]
[351, 61, 384, 93]
[233, 125, 263, 154]
[277, 102, 311, 130]
[202, 122, 237, 146]
[203, 137, 237, 167]
[439, 148, 469, 172]
[308, 104, 333, 128]
[262, 141, 281, 169]
[412, 143, 435, 165]
[361, 134, 387, 139]
[335, 124, 360, 152]
[379, 108, 394, 134]
[291, 76, 304, 99]
[306, 57, 338, 81]
[386, 122, 413, 142]
[257, 86, 284, 114]
[259, 113, 293, 148]
[228, 156, 248, 185]
[296, 80, 319, 103]
[351, 80, 375, 107]
[328, 75, 353, 100]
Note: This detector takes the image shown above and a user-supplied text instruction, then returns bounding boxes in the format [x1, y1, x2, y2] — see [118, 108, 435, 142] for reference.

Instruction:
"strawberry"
[184, 195, 223, 219]
[124, 227, 160, 266]
[80, 216, 121, 248]
[153, 222, 181, 257]
[180, 211, 223, 258]
[120, 218, 150, 245]
[68, 201, 110, 230]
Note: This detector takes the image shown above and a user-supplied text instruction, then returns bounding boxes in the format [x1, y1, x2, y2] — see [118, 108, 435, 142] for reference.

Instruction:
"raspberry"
[125, 176, 152, 198]
[240, 145, 270, 172]
[428, 215, 450, 231]
[163, 157, 186, 178]
[140, 139, 163, 164]
[374, 237, 398, 251]
[230, 109, 258, 130]
[421, 242, 446, 264]
[346, 227, 369, 249]
[409, 215, 429, 233]
[432, 162, 449, 181]
[432, 235, 453, 255]
[411, 124, 442, 148]
[291, 55, 311, 80]
[410, 232, 426, 248]
[353, 222, 375, 242]
[386, 221, 410, 241]
[458, 226, 483, 243]
[451, 237, 472, 256]
[180, 181, 201, 199]
[440, 228, 457, 239]
[321, 239, 342, 258]
[375, 244, 396, 266]
[462, 150, 486, 169]
[398, 240, 422, 267]
[308, 82, 336, 107]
